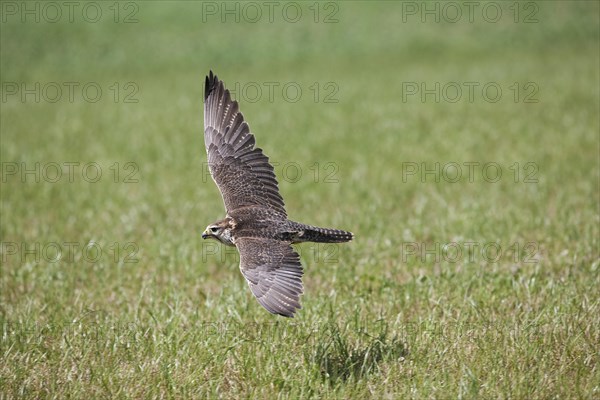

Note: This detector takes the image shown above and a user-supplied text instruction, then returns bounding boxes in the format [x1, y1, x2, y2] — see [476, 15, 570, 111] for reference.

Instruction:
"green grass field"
[1, 1, 599, 398]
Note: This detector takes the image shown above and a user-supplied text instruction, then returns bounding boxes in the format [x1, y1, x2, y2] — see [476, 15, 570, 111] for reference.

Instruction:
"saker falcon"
[202, 71, 353, 317]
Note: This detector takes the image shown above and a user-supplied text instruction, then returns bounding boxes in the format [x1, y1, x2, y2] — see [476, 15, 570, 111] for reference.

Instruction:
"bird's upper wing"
[236, 237, 304, 317]
[203, 71, 287, 217]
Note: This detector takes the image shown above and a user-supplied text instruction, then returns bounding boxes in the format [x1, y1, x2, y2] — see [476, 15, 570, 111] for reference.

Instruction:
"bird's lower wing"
[236, 237, 304, 317]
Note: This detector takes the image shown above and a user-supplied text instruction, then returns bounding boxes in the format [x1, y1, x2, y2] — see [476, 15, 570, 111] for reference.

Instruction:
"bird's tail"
[293, 225, 354, 243]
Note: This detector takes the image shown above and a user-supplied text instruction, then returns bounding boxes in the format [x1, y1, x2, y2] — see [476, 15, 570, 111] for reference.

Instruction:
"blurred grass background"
[1, 1, 599, 398]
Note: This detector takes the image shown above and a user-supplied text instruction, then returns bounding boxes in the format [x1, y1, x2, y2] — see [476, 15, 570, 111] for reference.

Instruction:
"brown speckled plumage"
[202, 71, 353, 317]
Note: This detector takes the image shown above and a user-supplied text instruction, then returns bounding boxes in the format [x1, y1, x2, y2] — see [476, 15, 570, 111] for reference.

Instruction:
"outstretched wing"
[236, 237, 304, 317]
[204, 71, 287, 217]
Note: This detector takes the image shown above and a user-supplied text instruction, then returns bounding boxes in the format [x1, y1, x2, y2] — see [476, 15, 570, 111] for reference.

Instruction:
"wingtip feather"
[205, 70, 219, 101]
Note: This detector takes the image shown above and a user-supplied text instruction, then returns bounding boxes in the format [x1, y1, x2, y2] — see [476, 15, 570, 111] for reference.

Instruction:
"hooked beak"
[201, 230, 209, 239]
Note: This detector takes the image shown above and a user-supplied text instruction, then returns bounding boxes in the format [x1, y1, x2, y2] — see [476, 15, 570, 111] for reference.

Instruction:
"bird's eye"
[210, 227, 218, 233]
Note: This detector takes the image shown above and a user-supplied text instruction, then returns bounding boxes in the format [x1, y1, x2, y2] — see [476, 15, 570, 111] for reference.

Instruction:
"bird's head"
[202, 218, 235, 245]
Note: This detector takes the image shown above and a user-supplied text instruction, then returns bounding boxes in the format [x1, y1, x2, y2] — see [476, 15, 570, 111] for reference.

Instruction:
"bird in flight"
[202, 71, 353, 317]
